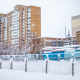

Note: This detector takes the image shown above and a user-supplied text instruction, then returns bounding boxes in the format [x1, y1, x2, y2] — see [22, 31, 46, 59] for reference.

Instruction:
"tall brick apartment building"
[0, 5, 41, 47]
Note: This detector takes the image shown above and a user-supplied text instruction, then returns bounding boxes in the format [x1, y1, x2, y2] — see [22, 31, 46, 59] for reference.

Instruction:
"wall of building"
[76, 31, 80, 44]
[12, 11, 19, 46]
[30, 6, 41, 38]
[7, 12, 13, 47]
[0, 14, 6, 43]
[71, 15, 80, 36]
[42, 37, 77, 48]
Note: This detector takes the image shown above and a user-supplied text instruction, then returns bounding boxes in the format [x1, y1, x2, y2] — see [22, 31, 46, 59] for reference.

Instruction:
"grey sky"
[0, 0, 80, 38]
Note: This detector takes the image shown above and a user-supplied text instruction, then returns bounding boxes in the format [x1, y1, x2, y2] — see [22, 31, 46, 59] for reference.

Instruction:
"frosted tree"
[0, 42, 7, 55]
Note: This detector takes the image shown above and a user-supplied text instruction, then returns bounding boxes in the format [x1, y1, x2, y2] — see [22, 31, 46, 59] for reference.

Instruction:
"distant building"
[76, 31, 80, 44]
[71, 15, 80, 36]
[41, 37, 77, 48]
[0, 5, 41, 47]
[30, 36, 77, 54]
[0, 8, 80, 54]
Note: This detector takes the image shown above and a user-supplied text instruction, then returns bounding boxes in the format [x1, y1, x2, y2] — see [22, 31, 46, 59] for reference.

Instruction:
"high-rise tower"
[0, 5, 41, 47]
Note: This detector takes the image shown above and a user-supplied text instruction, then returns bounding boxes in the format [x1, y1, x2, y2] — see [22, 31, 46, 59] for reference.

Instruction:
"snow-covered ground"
[0, 60, 80, 80]
[0, 69, 80, 80]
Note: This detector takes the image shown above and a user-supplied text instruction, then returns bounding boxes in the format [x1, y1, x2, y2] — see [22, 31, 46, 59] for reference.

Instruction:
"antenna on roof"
[68, 30, 70, 37]
[65, 26, 66, 38]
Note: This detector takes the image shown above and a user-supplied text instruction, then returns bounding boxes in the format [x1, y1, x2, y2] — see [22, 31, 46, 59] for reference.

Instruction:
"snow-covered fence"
[0, 53, 80, 75]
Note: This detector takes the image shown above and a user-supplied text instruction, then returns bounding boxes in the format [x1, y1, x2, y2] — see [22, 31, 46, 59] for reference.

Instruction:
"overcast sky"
[0, 0, 80, 38]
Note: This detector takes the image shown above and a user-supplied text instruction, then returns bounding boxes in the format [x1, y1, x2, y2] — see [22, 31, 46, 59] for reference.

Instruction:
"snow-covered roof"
[42, 47, 63, 50]
[51, 49, 65, 52]
[63, 45, 80, 48]
[65, 49, 75, 52]
[44, 51, 52, 53]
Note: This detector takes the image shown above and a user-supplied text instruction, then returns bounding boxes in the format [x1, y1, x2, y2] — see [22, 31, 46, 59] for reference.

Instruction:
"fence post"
[0, 59, 2, 69]
[10, 58, 13, 69]
[25, 58, 27, 72]
[72, 62, 74, 76]
[72, 53, 74, 76]
[46, 59, 48, 74]
[45, 54, 48, 74]
[58, 54, 60, 62]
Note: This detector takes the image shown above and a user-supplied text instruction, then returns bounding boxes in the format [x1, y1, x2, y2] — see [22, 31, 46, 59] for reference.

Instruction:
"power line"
[42, 10, 66, 26]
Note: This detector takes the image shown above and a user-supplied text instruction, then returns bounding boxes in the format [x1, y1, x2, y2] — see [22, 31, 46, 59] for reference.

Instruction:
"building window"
[58, 42, 62, 47]
[52, 42, 56, 47]
[28, 19, 31, 24]
[28, 8, 31, 12]
[28, 25, 31, 28]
